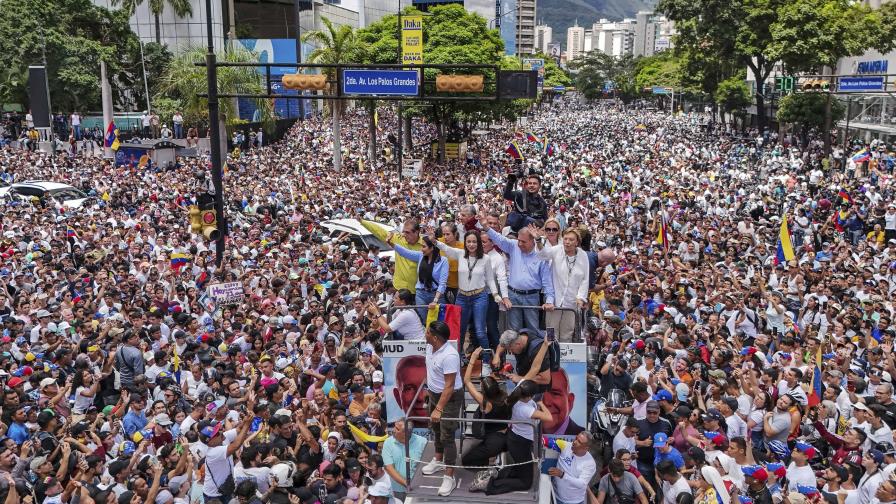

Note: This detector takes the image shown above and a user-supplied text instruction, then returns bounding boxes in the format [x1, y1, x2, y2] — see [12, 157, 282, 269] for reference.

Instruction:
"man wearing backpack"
[115, 330, 144, 391]
[492, 328, 557, 393]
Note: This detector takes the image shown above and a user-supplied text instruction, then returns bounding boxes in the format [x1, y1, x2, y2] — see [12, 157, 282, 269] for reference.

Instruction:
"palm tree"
[112, 0, 192, 45]
[156, 45, 274, 157]
[303, 17, 363, 172]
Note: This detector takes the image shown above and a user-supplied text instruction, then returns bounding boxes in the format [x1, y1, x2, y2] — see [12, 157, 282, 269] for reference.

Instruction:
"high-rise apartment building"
[566, 21, 585, 61]
[515, 0, 536, 54]
[535, 24, 552, 54]
[633, 10, 675, 56]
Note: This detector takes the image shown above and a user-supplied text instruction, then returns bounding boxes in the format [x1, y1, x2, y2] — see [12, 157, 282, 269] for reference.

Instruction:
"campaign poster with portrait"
[382, 339, 586, 442]
[505, 342, 587, 441]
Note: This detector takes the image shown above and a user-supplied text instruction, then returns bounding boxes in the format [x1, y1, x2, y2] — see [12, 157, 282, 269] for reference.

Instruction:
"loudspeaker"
[498, 70, 538, 100]
[28, 66, 51, 128]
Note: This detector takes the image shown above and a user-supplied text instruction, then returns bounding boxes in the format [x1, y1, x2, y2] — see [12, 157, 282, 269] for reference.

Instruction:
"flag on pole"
[655, 212, 670, 250]
[505, 142, 524, 160]
[851, 148, 870, 163]
[774, 215, 795, 265]
[831, 209, 848, 232]
[837, 189, 853, 204]
[425, 304, 461, 340]
[807, 345, 822, 407]
[525, 132, 539, 143]
[105, 121, 120, 151]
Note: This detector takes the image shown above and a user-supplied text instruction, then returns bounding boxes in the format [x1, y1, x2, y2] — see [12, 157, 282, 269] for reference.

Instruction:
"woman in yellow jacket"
[439, 222, 464, 303]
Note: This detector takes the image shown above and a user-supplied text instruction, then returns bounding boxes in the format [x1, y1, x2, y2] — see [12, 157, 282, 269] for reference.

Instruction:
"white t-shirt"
[553, 444, 597, 503]
[725, 414, 748, 440]
[389, 309, 425, 340]
[425, 342, 461, 393]
[662, 476, 692, 504]
[202, 429, 237, 497]
[786, 463, 817, 492]
[612, 430, 636, 454]
[511, 400, 537, 440]
[234, 464, 271, 493]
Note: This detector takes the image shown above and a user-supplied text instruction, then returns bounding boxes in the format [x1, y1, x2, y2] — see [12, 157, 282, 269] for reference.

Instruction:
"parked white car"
[8, 181, 92, 209]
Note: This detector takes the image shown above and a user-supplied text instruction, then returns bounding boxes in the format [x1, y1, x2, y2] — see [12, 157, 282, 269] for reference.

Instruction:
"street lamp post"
[205, 0, 226, 270]
[294, 0, 305, 119]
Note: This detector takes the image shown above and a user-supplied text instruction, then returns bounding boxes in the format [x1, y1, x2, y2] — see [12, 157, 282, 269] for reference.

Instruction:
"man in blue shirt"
[486, 226, 555, 336]
[6, 405, 29, 445]
[652, 432, 684, 470]
[381, 417, 427, 502]
[122, 393, 148, 438]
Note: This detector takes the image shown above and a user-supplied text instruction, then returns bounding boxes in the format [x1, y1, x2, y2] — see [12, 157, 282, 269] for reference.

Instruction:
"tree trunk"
[332, 102, 342, 171]
[154, 12, 161, 45]
[754, 89, 767, 134]
[367, 103, 376, 167]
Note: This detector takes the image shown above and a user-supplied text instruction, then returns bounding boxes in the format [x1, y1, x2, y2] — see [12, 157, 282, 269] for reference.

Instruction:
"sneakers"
[421, 458, 445, 475]
[437, 475, 457, 496]
[468, 469, 493, 492]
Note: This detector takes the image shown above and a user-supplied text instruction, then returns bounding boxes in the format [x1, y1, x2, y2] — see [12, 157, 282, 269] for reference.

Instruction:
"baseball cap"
[645, 400, 661, 412]
[653, 389, 673, 402]
[741, 465, 768, 482]
[39, 378, 57, 389]
[867, 449, 885, 465]
[795, 441, 817, 459]
[653, 432, 668, 448]
[765, 462, 786, 478]
[30, 455, 49, 472]
[200, 422, 223, 439]
[154, 414, 173, 426]
[703, 431, 727, 447]
[702, 408, 723, 422]
[7, 376, 23, 388]
[372, 370, 384, 383]
[796, 485, 819, 496]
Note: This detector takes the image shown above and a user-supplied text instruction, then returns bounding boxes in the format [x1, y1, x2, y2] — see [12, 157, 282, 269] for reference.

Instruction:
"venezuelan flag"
[807, 345, 822, 407]
[774, 215, 795, 265]
[66, 227, 77, 238]
[425, 304, 461, 341]
[655, 212, 670, 250]
[170, 252, 191, 270]
[505, 141, 523, 160]
[348, 422, 389, 450]
[525, 132, 539, 143]
[105, 121, 120, 151]
[545, 143, 555, 156]
[831, 209, 848, 232]
[837, 189, 853, 204]
[851, 148, 870, 163]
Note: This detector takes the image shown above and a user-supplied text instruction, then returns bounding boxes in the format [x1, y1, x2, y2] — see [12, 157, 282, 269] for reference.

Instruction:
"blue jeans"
[457, 291, 489, 352]
[73, 125, 81, 140]
[508, 290, 541, 336]
[174, 123, 183, 139]
[415, 288, 436, 324]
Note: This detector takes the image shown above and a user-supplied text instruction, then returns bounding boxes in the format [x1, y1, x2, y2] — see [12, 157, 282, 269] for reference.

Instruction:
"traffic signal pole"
[205, 0, 226, 271]
[397, 7, 403, 180]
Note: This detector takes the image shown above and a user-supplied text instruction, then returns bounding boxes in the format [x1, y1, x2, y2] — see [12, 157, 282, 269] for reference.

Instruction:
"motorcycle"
[588, 387, 631, 464]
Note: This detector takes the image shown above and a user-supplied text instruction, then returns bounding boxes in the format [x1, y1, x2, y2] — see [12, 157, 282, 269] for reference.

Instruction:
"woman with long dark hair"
[461, 346, 512, 476]
[435, 230, 496, 352]
[389, 235, 449, 322]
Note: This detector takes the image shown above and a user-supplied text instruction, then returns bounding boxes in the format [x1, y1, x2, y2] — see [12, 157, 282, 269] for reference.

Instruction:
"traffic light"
[282, 73, 328, 91]
[435, 74, 484, 93]
[188, 205, 201, 234]
[800, 79, 830, 92]
[200, 209, 220, 240]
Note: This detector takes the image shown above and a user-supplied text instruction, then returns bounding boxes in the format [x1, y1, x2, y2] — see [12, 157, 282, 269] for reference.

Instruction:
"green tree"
[111, 0, 192, 45]
[356, 13, 401, 166]
[0, 0, 145, 112]
[538, 54, 572, 88]
[776, 93, 844, 147]
[660, 0, 896, 132]
[156, 44, 273, 155]
[572, 51, 637, 101]
[715, 73, 751, 128]
[304, 17, 363, 171]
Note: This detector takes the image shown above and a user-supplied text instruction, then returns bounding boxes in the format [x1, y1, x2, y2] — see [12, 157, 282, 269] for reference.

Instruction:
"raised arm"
[392, 243, 424, 263]
[435, 240, 464, 260]
[486, 227, 516, 254]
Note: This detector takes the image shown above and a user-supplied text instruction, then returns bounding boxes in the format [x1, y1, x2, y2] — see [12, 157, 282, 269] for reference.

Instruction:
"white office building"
[633, 10, 675, 57]
[566, 21, 585, 62]
[535, 24, 552, 54]
[587, 18, 635, 57]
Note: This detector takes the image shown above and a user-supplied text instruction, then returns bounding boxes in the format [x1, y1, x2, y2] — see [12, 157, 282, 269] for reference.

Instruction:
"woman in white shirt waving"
[434, 231, 497, 353]
[536, 227, 590, 342]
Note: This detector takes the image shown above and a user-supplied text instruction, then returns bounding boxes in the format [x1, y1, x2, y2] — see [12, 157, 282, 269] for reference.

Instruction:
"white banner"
[207, 282, 245, 305]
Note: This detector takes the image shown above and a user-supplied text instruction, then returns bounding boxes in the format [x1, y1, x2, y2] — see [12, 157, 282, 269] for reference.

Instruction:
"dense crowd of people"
[0, 95, 894, 504]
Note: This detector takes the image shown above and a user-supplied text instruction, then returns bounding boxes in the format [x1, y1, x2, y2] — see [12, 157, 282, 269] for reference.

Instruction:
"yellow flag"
[425, 305, 440, 329]
[348, 422, 389, 444]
